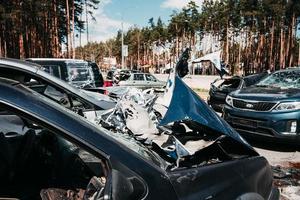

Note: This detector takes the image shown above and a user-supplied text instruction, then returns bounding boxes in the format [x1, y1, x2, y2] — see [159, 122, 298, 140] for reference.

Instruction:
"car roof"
[0, 58, 42, 72]
[27, 58, 87, 64]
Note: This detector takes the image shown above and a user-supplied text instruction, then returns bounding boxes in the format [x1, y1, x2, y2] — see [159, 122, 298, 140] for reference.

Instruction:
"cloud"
[161, 0, 204, 9]
[77, 0, 131, 46]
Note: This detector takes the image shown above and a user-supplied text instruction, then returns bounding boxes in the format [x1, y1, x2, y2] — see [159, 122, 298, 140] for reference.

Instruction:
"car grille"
[224, 114, 274, 136]
[233, 99, 277, 111]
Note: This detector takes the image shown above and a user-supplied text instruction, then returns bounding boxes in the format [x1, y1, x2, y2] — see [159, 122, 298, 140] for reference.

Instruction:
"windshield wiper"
[256, 84, 269, 87]
[256, 84, 281, 89]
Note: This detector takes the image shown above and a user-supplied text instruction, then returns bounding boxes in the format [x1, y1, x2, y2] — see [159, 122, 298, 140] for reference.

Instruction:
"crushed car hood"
[160, 75, 254, 150]
[98, 49, 257, 169]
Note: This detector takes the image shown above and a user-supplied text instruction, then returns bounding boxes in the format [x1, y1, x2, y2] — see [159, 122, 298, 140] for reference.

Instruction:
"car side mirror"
[111, 169, 146, 200]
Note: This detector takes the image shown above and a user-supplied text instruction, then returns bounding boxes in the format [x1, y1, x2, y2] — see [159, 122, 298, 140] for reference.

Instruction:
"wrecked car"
[0, 76, 279, 199]
[26, 58, 96, 89]
[0, 58, 116, 113]
[0, 49, 279, 199]
[224, 68, 300, 143]
[208, 73, 268, 112]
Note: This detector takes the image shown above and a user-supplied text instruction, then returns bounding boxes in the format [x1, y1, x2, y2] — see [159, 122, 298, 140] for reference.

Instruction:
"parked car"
[223, 68, 300, 143]
[26, 58, 96, 88]
[0, 58, 116, 112]
[88, 61, 104, 87]
[0, 76, 279, 200]
[118, 73, 165, 89]
[208, 73, 268, 112]
[104, 69, 115, 87]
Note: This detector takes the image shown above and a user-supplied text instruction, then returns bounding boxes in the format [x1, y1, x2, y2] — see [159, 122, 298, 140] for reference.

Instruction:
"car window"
[145, 74, 157, 82]
[133, 74, 145, 81]
[42, 65, 62, 79]
[67, 62, 92, 82]
[44, 85, 71, 108]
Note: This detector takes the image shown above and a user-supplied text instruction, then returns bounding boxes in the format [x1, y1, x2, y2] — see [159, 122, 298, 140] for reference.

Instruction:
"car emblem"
[246, 103, 254, 108]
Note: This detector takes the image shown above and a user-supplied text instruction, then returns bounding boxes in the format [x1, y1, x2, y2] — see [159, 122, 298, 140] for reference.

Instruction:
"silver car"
[118, 73, 165, 89]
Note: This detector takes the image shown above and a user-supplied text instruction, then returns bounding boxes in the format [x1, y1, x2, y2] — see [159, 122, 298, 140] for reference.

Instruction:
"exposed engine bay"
[96, 77, 256, 170]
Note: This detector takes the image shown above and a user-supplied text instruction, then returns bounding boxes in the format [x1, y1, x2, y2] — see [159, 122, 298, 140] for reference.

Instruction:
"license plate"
[234, 118, 257, 128]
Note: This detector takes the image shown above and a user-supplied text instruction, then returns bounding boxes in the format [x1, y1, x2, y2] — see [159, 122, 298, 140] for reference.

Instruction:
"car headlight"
[225, 95, 233, 107]
[273, 102, 300, 112]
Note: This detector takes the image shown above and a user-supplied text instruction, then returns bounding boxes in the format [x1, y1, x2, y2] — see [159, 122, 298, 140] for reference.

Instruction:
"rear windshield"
[67, 62, 92, 82]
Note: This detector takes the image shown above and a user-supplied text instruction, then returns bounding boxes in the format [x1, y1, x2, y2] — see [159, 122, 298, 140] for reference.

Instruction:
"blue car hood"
[159, 75, 254, 151]
[231, 86, 300, 101]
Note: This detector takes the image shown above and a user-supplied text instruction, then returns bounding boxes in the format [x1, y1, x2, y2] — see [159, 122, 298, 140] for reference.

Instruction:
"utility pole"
[121, 21, 124, 69]
[137, 31, 140, 68]
[85, 0, 89, 44]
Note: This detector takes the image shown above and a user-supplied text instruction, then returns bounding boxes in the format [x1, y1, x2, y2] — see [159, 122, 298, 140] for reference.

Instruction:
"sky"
[78, 0, 300, 46]
[77, 0, 205, 46]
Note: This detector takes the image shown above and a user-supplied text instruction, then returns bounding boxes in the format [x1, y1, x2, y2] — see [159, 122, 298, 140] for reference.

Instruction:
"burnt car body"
[223, 68, 300, 143]
[208, 73, 268, 112]
[0, 77, 279, 200]
[0, 58, 116, 112]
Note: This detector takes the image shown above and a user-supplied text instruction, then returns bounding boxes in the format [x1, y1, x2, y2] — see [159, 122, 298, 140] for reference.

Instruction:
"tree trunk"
[72, 0, 75, 58]
[66, 0, 70, 58]
[225, 23, 229, 64]
[19, 33, 25, 58]
[269, 20, 275, 70]
[280, 19, 285, 69]
[289, 13, 296, 67]
[85, 0, 89, 44]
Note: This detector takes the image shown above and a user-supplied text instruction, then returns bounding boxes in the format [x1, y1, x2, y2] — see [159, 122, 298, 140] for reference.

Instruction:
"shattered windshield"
[257, 70, 300, 89]
[67, 62, 92, 82]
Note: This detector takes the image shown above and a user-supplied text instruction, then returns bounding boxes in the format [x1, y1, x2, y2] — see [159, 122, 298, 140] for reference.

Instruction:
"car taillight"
[104, 80, 113, 87]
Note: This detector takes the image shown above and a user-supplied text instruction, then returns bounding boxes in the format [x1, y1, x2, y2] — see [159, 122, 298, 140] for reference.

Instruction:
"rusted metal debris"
[272, 162, 300, 187]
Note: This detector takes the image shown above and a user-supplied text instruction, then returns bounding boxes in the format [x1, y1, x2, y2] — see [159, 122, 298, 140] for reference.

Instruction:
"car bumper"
[223, 105, 300, 142]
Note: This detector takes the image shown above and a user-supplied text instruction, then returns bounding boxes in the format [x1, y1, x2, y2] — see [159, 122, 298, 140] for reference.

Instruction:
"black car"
[0, 76, 279, 200]
[208, 73, 268, 112]
[223, 68, 300, 143]
[26, 58, 96, 88]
